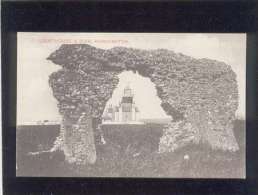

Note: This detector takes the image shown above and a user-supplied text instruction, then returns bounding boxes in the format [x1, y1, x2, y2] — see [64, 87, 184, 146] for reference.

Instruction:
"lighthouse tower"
[102, 84, 141, 124]
[121, 85, 134, 122]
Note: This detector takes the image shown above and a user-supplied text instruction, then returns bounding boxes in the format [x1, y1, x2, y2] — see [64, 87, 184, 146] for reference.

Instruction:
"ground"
[16, 120, 245, 178]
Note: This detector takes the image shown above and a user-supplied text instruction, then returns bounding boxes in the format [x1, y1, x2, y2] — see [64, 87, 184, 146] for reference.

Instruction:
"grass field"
[16, 120, 245, 178]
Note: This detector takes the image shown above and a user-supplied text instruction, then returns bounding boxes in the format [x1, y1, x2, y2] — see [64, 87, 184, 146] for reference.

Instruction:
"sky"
[17, 33, 246, 124]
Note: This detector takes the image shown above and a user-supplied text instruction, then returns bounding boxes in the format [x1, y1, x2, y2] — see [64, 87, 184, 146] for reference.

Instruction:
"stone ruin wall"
[48, 44, 239, 165]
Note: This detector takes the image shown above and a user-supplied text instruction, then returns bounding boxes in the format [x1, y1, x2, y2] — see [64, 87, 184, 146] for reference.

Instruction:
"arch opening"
[101, 70, 172, 124]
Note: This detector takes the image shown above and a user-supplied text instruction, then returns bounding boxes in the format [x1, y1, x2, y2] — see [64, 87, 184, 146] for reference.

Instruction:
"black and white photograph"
[16, 32, 246, 178]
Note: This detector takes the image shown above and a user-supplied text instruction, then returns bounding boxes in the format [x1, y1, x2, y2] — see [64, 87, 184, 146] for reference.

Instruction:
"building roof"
[107, 107, 113, 113]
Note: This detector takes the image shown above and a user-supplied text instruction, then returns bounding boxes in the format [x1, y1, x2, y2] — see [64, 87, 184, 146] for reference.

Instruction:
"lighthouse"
[102, 85, 141, 124]
[121, 85, 134, 122]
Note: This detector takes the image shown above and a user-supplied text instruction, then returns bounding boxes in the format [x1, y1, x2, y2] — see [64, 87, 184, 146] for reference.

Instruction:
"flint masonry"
[48, 44, 239, 165]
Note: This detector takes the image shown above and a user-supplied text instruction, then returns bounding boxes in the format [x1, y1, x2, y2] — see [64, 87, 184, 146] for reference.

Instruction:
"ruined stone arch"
[48, 44, 239, 165]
